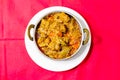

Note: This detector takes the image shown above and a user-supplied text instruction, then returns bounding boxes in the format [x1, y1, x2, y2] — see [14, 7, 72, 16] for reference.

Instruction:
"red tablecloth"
[0, 0, 120, 80]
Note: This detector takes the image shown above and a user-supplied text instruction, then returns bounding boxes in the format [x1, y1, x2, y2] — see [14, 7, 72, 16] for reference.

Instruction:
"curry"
[35, 12, 82, 59]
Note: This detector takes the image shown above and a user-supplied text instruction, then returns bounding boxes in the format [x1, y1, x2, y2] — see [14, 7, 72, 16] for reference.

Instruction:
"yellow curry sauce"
[36, 12, 82, 59]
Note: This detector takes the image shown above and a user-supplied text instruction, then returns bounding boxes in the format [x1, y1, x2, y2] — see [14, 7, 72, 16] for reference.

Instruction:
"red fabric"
[0, 0, 120, 80]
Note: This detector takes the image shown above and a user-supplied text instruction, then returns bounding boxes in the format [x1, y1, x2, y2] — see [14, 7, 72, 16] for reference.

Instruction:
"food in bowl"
[35, 12, 82, 59]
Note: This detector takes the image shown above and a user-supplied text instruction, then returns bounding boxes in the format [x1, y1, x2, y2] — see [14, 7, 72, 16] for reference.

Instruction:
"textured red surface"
[0, 0, 120, 80]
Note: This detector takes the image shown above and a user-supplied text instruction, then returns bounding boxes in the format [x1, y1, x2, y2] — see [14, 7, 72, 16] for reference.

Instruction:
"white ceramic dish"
[25, 6, 91, 72]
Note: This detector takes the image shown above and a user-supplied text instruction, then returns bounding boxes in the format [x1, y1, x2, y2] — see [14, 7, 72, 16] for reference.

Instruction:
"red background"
[0, 0, 120, 80]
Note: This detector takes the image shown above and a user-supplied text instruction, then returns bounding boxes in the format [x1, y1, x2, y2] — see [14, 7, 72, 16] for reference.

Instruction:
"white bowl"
[25, 6, 91, 71]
